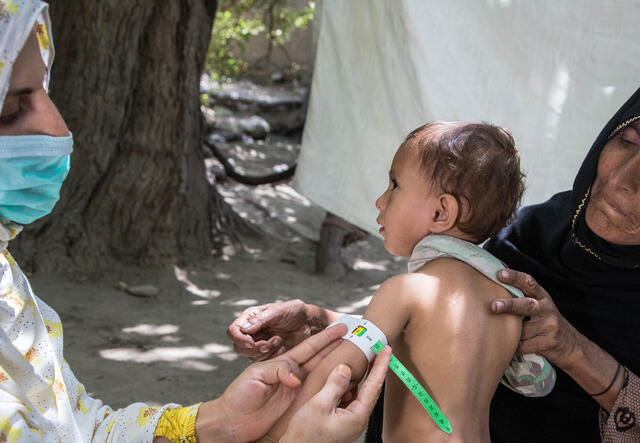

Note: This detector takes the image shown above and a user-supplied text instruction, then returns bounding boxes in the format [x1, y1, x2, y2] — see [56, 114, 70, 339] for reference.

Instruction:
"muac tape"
[329, 315, 452, 434]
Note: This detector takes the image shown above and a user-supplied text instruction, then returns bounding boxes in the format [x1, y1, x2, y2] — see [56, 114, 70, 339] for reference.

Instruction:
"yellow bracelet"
[154, 403, 202, 443]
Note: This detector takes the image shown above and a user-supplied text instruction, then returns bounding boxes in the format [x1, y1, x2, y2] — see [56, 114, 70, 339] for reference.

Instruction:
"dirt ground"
[28, 176, 405, 437]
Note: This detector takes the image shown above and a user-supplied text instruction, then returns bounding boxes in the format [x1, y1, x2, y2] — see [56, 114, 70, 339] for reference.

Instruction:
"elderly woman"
[0, 1, 390, 441]
[228, 87, 640, 442]
[486, 86, 640, 442]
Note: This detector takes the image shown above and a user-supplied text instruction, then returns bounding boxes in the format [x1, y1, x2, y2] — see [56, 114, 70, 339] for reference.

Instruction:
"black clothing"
[487, 87, 640, 442]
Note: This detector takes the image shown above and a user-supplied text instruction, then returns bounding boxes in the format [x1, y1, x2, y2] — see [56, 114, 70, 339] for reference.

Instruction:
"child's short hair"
[402, 121, 525, 243]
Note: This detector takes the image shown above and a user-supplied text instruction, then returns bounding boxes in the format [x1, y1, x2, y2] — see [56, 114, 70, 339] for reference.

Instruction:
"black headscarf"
[487, 87, 640, 442]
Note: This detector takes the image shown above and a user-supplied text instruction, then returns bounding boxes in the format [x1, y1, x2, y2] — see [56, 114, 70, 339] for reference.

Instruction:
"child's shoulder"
[412, 257, 511, 301]
[376, 271, 440, 300]
[372, 263, 465, 310]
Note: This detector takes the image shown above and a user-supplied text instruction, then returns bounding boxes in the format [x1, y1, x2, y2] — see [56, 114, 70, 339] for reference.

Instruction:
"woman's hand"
[227, 300, 336, 361]
[279, 346, 392, 443]
[197, 323, 347, 443]
[491, 269, 585, 370]
[492, 268, 629, 412]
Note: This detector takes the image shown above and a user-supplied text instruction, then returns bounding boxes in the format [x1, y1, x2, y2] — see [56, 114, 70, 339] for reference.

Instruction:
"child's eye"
[390, 178, 398, 189]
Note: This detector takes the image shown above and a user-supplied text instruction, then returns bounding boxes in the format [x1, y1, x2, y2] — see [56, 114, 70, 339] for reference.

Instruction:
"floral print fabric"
[408, 234, 556, 397]
[0, 0, 52, 108]
[600, 367, 640, 442]
[0, 234, 178, 441]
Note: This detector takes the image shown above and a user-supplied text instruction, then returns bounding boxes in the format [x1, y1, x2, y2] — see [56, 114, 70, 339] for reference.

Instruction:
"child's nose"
[375, 193, 386, 211]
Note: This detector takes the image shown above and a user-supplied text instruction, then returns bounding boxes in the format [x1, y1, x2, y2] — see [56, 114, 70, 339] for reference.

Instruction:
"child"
[268, 121, 554, 442]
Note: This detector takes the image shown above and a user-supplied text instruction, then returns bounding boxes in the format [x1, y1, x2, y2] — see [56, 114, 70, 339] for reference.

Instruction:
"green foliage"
[206, 0, 315, 82]
[200, 92, 210, 107]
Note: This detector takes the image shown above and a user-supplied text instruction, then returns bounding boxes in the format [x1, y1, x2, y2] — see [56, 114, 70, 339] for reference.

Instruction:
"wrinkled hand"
[227, 299, 318, 361]
[280, 345, 391, 443]
[207, 323, 347, 443]
[492, 269, 584, 370]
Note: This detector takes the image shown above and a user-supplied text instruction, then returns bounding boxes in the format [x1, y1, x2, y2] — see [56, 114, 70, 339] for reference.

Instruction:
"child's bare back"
[380, 259, 520, 442]
[267, 258, 521, 442]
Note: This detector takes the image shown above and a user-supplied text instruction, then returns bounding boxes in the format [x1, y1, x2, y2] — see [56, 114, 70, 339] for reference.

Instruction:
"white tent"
[294, 0, 640, 235]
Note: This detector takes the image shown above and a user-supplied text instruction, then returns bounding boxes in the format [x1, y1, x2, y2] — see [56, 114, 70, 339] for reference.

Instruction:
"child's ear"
[431, 194, 459, 233]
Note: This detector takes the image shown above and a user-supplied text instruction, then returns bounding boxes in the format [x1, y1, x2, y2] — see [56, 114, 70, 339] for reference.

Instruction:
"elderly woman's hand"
[227, 300, 337, 362]
[491, 269, 586, 370]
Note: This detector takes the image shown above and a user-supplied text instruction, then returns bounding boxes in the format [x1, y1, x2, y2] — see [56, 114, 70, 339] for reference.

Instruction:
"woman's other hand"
[491, 269, 585, 370]
[197, 323, 347, 443]
[279, 345, 391, 443]
[227, 300, 336, 362]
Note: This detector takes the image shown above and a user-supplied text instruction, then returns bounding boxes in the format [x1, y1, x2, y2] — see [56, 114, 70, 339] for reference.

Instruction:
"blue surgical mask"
[0, 132, 73, 224]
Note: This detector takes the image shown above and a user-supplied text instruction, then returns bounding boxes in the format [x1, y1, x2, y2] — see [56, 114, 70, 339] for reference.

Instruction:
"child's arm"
[267, 273, 432, 440]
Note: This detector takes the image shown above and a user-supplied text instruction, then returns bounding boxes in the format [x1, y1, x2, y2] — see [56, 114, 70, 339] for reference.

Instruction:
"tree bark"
[12, 1, 221, 272]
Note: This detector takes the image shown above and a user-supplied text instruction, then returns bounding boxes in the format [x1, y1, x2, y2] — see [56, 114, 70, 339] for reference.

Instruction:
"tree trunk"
[12, 1, 221, 272]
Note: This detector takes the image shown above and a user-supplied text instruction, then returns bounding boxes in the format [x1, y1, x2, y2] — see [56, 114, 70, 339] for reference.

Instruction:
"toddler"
[269, 121, 555, 442]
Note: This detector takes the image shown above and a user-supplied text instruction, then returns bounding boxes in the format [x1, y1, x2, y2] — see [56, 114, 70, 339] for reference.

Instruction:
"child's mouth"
[379, 227, 385, 234]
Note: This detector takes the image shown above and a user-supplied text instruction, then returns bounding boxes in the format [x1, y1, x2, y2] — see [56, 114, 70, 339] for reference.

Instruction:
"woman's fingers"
[311, 364, 354, 414]
[238, 304, 283, 334]
[227, 322, 255, 347]
[231, 335, 281, 361]
[497, 269, 547, 300]
[491, 296, 540, 316]
[492, 269, 549, 316]
[518, 334, 557, 356]
[255, 359, 304, 389]
[302, 339, 343, 373]
[494, 269, 584, 369]
[249, 338, 285, 362]
[346, 346, 391, 417]
[282, 324, 347, 366]
[520, 318, 548, 340]
[227, 303, 278, 344]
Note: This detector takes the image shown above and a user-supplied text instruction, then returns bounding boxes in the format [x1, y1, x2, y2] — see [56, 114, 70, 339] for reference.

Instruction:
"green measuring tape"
[371, 340, 452, 434]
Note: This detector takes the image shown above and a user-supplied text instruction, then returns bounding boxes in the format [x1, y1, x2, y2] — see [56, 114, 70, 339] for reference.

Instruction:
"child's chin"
[383, 243, 407, 257]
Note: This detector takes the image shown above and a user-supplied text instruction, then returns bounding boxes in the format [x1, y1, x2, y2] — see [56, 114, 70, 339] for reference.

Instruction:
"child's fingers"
[227, 323, 255, 347]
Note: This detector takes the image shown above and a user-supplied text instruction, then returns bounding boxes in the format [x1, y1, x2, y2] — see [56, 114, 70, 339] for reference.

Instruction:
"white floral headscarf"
[0, 0, 52, 251]
[0, 0, 53, 109]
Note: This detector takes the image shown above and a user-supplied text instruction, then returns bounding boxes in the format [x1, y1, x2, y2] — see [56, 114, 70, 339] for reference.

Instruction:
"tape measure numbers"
[329, 315, 452, 434]
[371, 340, 452, 434]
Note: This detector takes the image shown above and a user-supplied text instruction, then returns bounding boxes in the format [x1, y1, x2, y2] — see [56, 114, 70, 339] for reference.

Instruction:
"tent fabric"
[294, 0, 640, 235]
